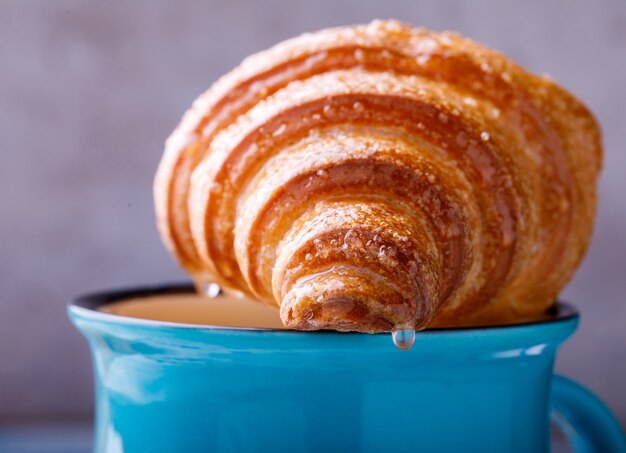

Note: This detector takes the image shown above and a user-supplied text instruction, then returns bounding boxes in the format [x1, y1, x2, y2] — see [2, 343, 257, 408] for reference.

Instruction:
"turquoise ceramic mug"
[68, 284, 625, 453]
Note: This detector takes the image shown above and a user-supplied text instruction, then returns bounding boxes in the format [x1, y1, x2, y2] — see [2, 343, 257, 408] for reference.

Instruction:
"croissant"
[154, 20, 602, 332]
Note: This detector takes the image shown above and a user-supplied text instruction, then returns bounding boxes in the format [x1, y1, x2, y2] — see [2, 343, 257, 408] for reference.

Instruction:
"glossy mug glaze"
[68, 284, 626, 453]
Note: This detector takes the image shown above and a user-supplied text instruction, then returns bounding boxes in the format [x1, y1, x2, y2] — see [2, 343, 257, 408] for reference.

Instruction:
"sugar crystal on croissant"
[154, 20, 602, 332]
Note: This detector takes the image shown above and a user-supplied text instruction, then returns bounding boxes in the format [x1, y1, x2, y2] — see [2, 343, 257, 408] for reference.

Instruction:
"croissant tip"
[280, 302, 397, 333]
[277, 265, 433, 333]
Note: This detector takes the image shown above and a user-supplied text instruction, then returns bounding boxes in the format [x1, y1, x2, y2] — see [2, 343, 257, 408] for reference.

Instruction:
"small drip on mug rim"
[392, 329, 415, 351]
[201, 282, 222, 299]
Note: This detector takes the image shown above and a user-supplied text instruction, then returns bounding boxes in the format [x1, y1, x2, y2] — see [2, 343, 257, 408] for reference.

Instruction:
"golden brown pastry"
[154, 20, 602, 332]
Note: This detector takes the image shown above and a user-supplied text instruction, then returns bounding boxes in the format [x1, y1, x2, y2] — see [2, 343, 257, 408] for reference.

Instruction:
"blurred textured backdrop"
[0, 0, 625, 427]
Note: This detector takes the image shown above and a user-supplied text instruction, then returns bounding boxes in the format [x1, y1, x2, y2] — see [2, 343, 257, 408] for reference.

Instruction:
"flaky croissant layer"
[154, 20, 602, 332]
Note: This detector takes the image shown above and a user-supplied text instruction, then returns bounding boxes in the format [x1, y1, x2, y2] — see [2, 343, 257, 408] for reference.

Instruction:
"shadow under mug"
[68, 284, 626, 453]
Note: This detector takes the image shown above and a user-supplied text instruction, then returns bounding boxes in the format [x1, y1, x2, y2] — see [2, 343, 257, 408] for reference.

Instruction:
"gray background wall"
[1, 0, 625, 426]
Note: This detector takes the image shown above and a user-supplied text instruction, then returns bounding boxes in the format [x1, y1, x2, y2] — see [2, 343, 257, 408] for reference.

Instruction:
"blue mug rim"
[69, 282, 578, 335]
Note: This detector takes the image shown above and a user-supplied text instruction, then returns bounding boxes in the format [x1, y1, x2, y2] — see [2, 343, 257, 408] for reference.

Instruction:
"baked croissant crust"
[154, 20, 602, 332]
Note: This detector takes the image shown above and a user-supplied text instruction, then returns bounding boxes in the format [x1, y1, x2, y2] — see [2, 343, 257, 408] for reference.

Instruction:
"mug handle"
[551, 374, 626, 452]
